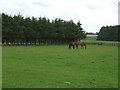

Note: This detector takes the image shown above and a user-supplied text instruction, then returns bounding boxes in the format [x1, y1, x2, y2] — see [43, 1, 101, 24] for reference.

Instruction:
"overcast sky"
[0, 0, 119, 32]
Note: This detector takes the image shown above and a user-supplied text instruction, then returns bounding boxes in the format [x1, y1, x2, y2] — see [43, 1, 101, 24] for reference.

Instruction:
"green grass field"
[82, 36, 119, 44]
[2, 45, 118, 88]
[82, 36, 97, 41]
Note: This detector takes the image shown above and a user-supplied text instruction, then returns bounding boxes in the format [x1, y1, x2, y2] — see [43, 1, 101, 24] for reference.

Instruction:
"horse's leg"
[76, 45, 78, 49]
[84, 44, 87, 49]
[73, 45, 75, 49]
[81, 45, 83, 49]
[69, 45, 71, 49]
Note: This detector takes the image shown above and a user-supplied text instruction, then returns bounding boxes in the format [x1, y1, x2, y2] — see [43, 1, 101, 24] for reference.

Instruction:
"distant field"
[86, 35, 98, 37]
[3, 45, 118, 88]
[82, 36, 97, 41]
[82, 36, 119, 44]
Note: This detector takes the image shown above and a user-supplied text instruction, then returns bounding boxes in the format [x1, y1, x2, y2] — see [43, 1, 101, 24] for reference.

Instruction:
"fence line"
[1, 41, 120, 47]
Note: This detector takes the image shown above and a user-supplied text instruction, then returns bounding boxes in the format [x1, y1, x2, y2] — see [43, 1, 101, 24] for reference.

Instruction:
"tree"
[97, 25, 119, 41]
[2, 13, 86, 45]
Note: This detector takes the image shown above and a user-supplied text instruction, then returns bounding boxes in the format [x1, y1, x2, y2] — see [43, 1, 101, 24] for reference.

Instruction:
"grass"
[82, 36, 119, 44]
[83, 36, 97, 41]
[2, 45, 118, 88]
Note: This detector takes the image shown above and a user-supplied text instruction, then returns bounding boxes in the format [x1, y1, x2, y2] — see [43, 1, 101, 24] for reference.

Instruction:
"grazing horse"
[75, 41, 87, 49]
[69, 41, 75, 49]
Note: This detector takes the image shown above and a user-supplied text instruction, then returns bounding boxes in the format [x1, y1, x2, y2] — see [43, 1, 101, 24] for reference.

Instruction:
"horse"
[75, 41, 87, 49]
[68, 41, 75, 49]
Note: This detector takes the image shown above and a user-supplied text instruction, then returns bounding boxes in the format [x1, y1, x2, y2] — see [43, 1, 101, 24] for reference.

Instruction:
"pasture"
[82, 36, 119, 44]
[2, 45, 118, 88]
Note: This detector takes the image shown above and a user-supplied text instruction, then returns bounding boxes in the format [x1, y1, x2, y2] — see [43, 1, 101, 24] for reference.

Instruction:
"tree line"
[97, 25, 120, 41]
[2, 13, 86, 45]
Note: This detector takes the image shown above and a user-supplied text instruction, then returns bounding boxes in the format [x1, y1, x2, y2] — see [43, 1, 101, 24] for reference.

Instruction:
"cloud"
[0, 0, 118, 32]
[32, 1, 53, 7]
[86, 4, 102, 10]
[61, 10, 80, 17]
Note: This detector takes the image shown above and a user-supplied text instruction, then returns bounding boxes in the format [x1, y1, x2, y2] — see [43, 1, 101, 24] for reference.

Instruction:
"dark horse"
[69, 41, 75, 49]
[69, 41, 87, 49]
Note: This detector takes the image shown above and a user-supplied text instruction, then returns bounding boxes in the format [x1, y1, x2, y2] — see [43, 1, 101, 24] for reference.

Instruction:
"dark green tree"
[2, 13, 86, 45]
